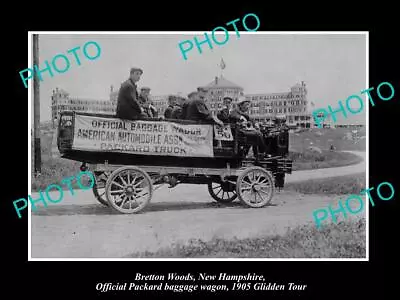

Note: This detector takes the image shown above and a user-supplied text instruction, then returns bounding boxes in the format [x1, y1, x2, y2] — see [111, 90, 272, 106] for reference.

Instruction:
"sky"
[31, 33, 367, 124]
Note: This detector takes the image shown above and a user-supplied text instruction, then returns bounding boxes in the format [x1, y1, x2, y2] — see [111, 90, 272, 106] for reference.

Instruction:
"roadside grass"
[285, 172, 366, 195]
[289, 150, 363, 171]
[126, 218, 366, 258]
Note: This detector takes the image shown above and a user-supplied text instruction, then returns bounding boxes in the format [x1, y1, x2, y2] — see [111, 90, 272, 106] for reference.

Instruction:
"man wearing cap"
[217, 96, 233, 123]
[229, 97, 267, 159]
[164, 95, 177, 119]
[183, 87, 223, 126]
[268, 114, 289, 156]
[171, 96, 187, 119]
[179, 91, 196, 120]
[116, 67, 146, 120]
[138, 87, 157, 118]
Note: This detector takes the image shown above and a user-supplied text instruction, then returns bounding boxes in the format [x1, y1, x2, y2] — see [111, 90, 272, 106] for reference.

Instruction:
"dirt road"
[30, 151, 366, 258]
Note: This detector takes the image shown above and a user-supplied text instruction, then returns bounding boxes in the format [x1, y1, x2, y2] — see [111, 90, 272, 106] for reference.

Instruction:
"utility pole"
[33, 34, 41, 176]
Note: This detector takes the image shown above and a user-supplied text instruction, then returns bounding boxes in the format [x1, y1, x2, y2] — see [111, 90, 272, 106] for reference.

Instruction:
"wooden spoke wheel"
[105, 166, 153, 214]
[207, 181, 237, 203]
[236, 166, 275, 208]
[92, 172, 110, 206]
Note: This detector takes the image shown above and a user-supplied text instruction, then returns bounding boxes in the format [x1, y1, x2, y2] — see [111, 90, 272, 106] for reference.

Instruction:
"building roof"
[202, 76, 243, 90]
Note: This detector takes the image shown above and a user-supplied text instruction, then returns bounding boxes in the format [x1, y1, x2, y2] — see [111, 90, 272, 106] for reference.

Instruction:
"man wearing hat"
[217, 96, 233, 123]
[229, 97, 267, 159]
[266, 114, 289, 157]
[171, 96, 187, 119]
[178, 92, 196, 120]
[228, 97, 251, 124]
[138, 87, 157, 118]
[164, 95, 177, 119]
[116, 67, 146, 120]
[182, 87, 223, 126]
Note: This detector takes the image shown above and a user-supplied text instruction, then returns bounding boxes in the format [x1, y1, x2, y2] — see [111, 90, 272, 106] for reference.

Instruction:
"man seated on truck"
[116, 67, 147, 120]
[169, 96, 186, 119]
[182, 87, 223, 126]
[138, 87, 157, 118]
[229, 97, 267, 159]
[217, 96, 233, 123]
[164, 95, 177, 119]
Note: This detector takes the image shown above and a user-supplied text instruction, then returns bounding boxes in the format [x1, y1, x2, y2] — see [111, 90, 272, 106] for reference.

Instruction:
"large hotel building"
[51, 76, 313, 128]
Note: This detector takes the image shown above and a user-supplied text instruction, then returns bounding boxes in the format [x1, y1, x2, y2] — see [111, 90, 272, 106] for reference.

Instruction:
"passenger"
[229, 97, 267, 159]
[164, 96, 176, 119]
[138, 87, 157, 118]
[182, 87, 223, 126]
[116, 67, 147, 120]
[268, 114, 289, 156]
[217, 96, 233, 123]
[179, 92, 196, 120]
[171, 96, 187, 119]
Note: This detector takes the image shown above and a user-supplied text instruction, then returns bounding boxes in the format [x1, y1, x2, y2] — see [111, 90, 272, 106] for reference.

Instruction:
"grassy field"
[289, 150, 363, 171]
[285, 172, 366, 195]
[289, 127, 366, 152]
[126, 218, 366, 258]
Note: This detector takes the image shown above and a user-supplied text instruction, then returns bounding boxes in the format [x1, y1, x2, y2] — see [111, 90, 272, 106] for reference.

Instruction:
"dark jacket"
[217, 107, 230, 123]
[183, 98, 214, 123]
[164, 105, 174, 119]
[116, 79, 142, 120]
[180, 100, 189, 120]
[171, 106, 183, 119]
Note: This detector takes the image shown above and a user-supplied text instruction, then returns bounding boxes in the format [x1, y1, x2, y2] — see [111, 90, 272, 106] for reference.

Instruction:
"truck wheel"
[236, 166, 275, 208]
[207, 182, 237, 203]
[105, 166, 153, 214]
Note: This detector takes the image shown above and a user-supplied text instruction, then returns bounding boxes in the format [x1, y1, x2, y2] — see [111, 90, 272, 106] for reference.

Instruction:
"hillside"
[289, 127, 366, 152]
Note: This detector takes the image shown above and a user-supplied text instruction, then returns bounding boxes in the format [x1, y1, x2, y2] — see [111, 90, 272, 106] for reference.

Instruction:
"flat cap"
[130, 67, 143, 74]
[223, 96, 233, 102]
[140, 87, 151, 91]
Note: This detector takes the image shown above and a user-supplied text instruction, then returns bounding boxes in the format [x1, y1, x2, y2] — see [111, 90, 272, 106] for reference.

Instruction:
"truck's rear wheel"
[236, 167, 275, 208]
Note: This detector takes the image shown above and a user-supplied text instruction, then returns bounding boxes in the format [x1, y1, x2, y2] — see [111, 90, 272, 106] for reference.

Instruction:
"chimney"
[110, 85, 114, 92]
[215, 77, 218, 84]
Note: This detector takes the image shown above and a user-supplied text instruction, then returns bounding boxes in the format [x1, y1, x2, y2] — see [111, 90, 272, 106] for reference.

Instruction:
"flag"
[220, 58, 226, 70]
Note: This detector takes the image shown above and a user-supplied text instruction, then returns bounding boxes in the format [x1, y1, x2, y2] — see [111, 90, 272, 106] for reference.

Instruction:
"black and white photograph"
[27, 32, 368, 260]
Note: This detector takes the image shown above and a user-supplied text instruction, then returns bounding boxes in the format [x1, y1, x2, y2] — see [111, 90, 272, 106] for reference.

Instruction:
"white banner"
[72, 114, 214, 157]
